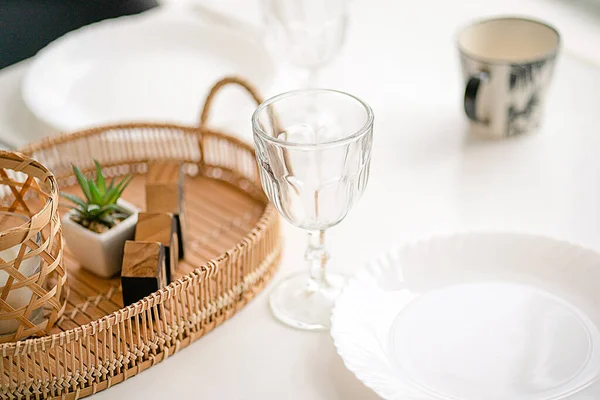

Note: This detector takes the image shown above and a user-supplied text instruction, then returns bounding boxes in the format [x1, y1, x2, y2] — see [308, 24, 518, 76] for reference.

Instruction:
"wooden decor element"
[121, 241, 167, 307]
[146, 161, 183, 190]
[145, 161, 186, 259]
[1, 76, 281, 399]
[0, 151, 68, 343]
[135, 212, 179, 283]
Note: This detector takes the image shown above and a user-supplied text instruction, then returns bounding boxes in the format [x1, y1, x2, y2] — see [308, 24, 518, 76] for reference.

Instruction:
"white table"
[2, 0, 600, 398]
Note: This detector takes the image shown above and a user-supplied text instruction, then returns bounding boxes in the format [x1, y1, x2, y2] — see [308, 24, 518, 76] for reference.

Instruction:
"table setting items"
[263, 0, 348, 88]
[0, 151, 67, 343]
[459, 17, 560, 138]
[253, 88, 373, 330]
[331, 233, 600, 399]
[21, 7, 274, 132]
[1, 1, 585, 398]
[0, 78, 282, 399]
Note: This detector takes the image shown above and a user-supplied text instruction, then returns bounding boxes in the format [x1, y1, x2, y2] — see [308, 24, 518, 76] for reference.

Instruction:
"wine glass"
[252, 89, 374, 330]
[262, 0, 348, 88]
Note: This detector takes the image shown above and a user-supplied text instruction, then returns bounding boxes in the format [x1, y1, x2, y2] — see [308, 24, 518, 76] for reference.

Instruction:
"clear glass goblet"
[262, 0, 348, 88]
[252, 89, 374, 330]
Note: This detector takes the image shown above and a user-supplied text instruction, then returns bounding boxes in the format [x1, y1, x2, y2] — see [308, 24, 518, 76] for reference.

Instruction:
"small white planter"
[62, 199, 138, 278]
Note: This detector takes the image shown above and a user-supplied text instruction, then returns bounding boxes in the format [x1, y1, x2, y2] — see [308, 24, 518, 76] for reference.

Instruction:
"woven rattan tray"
[1, 77, 282, 399]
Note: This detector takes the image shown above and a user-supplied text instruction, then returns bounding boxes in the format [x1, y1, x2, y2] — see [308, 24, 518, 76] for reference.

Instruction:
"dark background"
[0, 0, 158, 69]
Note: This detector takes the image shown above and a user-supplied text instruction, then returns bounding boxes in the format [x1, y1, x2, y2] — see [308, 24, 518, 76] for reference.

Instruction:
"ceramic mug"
[457, 17, 560, 138]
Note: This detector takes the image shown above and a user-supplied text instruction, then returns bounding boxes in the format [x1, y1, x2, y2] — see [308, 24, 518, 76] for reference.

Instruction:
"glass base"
[269, 271, 348, 331]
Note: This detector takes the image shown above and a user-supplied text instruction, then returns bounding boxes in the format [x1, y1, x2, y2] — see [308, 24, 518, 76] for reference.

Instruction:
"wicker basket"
[0, 151, 68, 343]
[0, 77, 282, 399]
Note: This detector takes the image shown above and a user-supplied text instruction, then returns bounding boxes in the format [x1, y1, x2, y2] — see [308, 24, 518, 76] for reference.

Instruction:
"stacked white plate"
[22, 7, 273, 132]
[331, 233, 600, 399]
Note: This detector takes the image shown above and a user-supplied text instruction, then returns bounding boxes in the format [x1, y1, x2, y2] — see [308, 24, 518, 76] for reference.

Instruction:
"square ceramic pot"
[62, 199, 138, 278]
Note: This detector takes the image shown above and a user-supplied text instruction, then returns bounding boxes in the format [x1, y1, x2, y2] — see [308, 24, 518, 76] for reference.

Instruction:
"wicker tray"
[1, 77, 282, 399]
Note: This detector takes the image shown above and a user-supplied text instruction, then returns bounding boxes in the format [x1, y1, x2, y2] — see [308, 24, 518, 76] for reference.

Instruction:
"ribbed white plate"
[22, 7, 273, 132]
[331, 233, 600, 400]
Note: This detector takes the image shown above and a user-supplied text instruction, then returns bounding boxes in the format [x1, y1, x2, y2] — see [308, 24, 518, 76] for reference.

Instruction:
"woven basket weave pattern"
[0, 77, 281, 399]
[0, 151, 67, 343]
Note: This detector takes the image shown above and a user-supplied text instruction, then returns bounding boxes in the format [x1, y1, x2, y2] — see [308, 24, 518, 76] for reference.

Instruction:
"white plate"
[331, 233, 600, 400]
[22, 8, 274, 132]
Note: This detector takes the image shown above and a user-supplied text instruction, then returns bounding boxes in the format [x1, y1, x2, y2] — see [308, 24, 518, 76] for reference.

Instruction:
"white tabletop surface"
[2, 0, 600, 398]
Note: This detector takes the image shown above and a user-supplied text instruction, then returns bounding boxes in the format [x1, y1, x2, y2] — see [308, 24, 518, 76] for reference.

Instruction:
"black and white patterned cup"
[457, 17, 560, 138]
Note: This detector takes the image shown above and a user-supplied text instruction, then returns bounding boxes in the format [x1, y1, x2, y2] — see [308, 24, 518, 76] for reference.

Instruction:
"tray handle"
[199, 76, 264, 127]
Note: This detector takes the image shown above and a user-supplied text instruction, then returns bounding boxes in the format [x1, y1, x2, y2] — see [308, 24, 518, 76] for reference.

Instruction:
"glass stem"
[304, 67, 320, 89]
[306, 230, 329, 289]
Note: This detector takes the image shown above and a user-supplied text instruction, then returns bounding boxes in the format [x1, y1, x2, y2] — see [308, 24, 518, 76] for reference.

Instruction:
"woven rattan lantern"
[0, 151, 67, 342]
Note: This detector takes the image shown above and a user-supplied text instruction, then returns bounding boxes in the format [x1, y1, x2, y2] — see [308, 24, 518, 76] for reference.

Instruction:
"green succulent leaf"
[99, 204, 119, 214]
[113, 212, 130, 220]
[71, 208, 86, 219]
[63, 162, 132, 228]
[73, 165, 92, 202]
[61, 192, 87, 209]
[88, 180, 103, 205]
[107, 175, 132, 204]
[107, 176, 116, 190]
[105, 187, 118, 205]
[94, 160, 106, 194]
[99, 214, 116, 227]
[116, 175, 133, 198]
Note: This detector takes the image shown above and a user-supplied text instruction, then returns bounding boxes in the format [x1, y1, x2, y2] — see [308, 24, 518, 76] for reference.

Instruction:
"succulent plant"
[62, 161, 133, 232]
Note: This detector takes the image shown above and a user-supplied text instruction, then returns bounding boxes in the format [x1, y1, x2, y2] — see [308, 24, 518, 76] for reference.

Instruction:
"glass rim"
[252, 88, 374, 149]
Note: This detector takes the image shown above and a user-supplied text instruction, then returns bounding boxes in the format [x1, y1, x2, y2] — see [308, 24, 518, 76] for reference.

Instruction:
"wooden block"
[147, 161, 183, 186]
[135, 212, 179, 283]
[145, 161, 186, 259]
[145, 183, 181, 214]
[146, 161, 183, 213]
[173, 213, 186, 260]
[121, 241, 167, 307]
